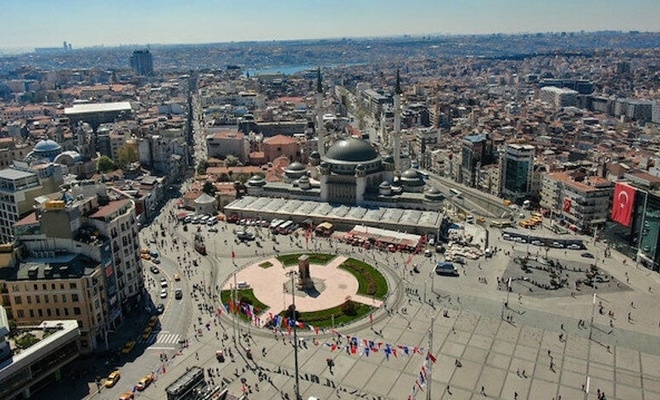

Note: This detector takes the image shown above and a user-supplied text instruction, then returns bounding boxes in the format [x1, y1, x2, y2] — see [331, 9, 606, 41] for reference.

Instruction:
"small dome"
[287, 162, 306, 171]
[324, 137, 379, 163]
[425, 186, 443, 200]
[426, 186, 441, 194]
[379, 181, 391, 188]
[383, 155, 395, 163]
[401, 169, 419, 179]
[310, 151, 321, 159]
[298, 176, 310, 183]
[247, 175, 266, 186]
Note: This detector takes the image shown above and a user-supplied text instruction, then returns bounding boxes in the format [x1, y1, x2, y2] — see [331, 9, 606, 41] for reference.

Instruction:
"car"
[142, 327, 152, 339]
[567, 244, 581, 250]
[236, 231, 256, 241]
[208, 227, 218, 233]
[531, 240, 543, 246]
[502, 233, 511, 240]
[581, 252, 595, 259]
[452, 257, 466, 265]
[147, 316, 159, 327]
[174, 273, 181, 281]
[160, 277, 168, 287]
[175, 288, 183, 299]
[156, 303, 165, 314]
[424, 249, 432, 257]
[150, 266, 160, 274]
[119, 392, 134, 400]
[152, 258, 161, 264]
[121, 341, 136, 354]
[149, 250, 159, 258]
[160, 288, 168, 298]
[104, 371, 121, 388]
[136, 374, 154, 391]
[553, 242, 564, 248]
[141, 253, 151, 261]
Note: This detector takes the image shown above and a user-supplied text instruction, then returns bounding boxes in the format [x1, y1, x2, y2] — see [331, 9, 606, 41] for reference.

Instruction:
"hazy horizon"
[3, 0, 660, 50]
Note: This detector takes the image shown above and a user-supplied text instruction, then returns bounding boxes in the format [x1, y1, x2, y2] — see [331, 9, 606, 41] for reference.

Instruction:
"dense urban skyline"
[3, 0, 660, 51]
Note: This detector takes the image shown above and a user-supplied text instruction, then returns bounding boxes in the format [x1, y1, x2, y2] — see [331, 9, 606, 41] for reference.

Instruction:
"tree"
[96, 156, 115, 173]
[225, 155, 242, 167]
[202, 181, 216, 196]
[196, 160, 209, 175]
[117, 144, 139, 167]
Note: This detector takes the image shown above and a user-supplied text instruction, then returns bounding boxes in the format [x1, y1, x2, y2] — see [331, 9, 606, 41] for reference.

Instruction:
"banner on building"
[563, 198, 571, 212]
[611, 182, 635, 227]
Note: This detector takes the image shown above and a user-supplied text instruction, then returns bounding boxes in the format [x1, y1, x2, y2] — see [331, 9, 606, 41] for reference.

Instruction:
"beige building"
[206, 131, 249, 163]
[540, 172, 613, 232]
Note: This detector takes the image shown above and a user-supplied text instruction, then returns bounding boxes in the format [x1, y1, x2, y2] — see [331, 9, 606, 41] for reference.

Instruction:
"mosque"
[24, 138, 95, 178]
[226, 71, 447, 236]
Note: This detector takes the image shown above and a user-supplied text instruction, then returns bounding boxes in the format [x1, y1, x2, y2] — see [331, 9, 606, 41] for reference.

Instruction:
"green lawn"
[276, 253, 336, 266]
[220, 289, 268, 320]
[278, 301, 374, 329]
[259, 261, 273, 268]
[338, 258, 388, 299]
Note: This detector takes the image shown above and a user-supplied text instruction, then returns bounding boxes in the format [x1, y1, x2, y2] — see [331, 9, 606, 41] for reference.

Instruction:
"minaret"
[393, 69, 402, 172]
[316, 68, 325, 156]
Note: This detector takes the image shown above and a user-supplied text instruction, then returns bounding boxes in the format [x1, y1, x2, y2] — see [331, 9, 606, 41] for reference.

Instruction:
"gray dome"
[34, 139, 61, 153]
[325, 137, 379, 163]
[310, 151, 321, 159]
[287, 162, 306, 171]
[247, 175, 266, 186]
[298, 176, 310, 183]
[379, 181, 391, 188]
[401, 169, 419, 179]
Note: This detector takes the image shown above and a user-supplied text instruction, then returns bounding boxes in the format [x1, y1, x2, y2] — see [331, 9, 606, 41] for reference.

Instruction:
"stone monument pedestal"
[297, 254, 314, 290]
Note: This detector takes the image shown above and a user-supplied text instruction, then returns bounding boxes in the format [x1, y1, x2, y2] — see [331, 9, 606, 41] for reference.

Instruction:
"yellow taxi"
[136, 374, 154, 391]
[174, 273, 181, 281]
[142, 327, 152, 339]
[104, 370, 120, 388]
[119, 392, 134, 400]
[121, 340, 136, 354]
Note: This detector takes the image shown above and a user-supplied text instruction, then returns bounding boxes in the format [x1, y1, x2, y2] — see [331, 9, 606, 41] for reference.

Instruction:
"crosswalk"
[138, 331, 181, 345]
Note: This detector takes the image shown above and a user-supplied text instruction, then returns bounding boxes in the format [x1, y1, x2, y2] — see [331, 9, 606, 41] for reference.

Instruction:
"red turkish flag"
[611, 182, 635, 227]
[563, 198, 571, 212]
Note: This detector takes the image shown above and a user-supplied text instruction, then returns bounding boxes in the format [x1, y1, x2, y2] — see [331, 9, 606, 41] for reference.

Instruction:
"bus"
[449, 188, 463, 198]
[277, 220, 294, 234]
[490, 220, 512, 229]
[269, 219, 284, 230]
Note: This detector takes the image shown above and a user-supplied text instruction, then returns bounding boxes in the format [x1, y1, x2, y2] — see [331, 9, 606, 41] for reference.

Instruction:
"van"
[237, 281, 250, 289]
[175, 288, 183, 299]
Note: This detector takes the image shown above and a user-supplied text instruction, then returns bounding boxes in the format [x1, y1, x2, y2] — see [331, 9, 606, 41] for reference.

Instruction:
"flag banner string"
[407, 351, 437, 399]
[219, 302, 431, 360]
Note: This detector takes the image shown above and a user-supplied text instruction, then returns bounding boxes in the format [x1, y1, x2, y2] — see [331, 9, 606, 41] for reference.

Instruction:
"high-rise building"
[538, 86, 578, 110]
[460, 134, 495, 188]
[130, 49, 154, 76]
[501, 144, 535, 204]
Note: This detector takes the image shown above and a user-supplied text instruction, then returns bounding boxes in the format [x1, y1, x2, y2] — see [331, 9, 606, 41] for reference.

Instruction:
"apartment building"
[206, 131, 249, 163]
[538, 86, 578, 110]
[0, 164, 64, 244]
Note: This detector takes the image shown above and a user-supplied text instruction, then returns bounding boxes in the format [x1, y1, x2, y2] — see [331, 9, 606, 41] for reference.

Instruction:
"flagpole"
[427, 316, 434, 400]
[233, 272, 238, 349]
[291, 272, 301, 400]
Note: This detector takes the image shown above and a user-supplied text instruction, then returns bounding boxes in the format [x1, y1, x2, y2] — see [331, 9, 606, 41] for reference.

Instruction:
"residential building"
[0, 163, 64, 244]
[206, 131, 249, 163]
[538, 86, 578, 110]
[460, 134, 495, 188]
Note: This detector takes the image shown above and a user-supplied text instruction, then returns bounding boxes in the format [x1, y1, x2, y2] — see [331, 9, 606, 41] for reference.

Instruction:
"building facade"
[501, 144, 535, 204]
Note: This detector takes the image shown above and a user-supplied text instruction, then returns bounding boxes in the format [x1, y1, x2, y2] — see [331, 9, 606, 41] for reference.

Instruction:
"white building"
[539, 86, 578, 110]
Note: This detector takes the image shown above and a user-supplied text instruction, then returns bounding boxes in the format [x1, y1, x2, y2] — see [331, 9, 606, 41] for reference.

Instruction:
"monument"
[297, 254, 314, 290]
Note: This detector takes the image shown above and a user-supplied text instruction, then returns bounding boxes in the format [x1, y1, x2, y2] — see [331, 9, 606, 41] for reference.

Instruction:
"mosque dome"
[399, 168, 425, 186]
[247, 175, 266, 186]
[34, 139, 61, 153]
[401, 169, 419, 180]
[424, 186, 444, 201]
[286, 162, 306, 171]
[324, 137, 379, 163]
[310, 151, 321, 160]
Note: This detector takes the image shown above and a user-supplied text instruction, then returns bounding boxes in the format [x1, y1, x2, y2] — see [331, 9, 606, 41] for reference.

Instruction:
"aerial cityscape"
[0, 3, 660, 400]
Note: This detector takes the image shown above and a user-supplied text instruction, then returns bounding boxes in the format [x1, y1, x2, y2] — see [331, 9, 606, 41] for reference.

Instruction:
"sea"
[245, 62, 364, 77]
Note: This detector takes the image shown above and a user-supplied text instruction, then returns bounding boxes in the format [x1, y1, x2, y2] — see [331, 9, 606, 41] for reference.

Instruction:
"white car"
[567, 244, 581, 250]
[553, 242, 564, 248]
[160, 288, 168, 298]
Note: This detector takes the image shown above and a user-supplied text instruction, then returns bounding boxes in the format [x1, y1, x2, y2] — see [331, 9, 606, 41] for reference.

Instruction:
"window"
[42, 284, 46, 290]
[33, 284, 38, 290]
[55, 308, 61, 316]
[44, 295, 49, 303]
[13, 296, 21, 305]
[51, 284, 55, 290]
[35, 295, 40, 304]
[72, 293, 79, 302]
[29, 309, 34, 318]
[37, 309, 43, 317]
[17, 310, 24, 318]
[73, 307, 81, 315]
[61, 294, 66, 302]
[26, 296, 31, 304]
[53, 294, 58, 303]
[69, 283, 77, 289]
[64, 308, 69, 316]
[46, 309, 51, 317]
[60, 283, 64, 290]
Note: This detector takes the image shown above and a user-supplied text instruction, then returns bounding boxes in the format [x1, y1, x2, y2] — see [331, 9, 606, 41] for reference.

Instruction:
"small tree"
[341, 300, 359, 316]
[96, 156, 115, 173]
[196, 160, 209, 175]
[117, 144, 139, 167]
[202, 181, 216, 196]
[225, 155, 242, 167]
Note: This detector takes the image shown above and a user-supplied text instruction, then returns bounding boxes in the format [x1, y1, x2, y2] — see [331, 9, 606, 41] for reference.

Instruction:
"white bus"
[449, 188, 463, 198]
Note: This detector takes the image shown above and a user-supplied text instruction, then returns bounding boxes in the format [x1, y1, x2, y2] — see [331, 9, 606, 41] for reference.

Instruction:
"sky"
[2, 0, 660, 50]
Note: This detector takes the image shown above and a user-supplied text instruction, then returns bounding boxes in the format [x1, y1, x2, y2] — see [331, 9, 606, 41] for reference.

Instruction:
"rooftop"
[63, 101, 132, 115]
